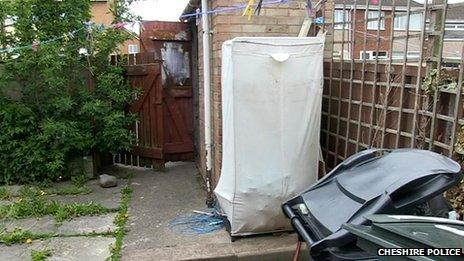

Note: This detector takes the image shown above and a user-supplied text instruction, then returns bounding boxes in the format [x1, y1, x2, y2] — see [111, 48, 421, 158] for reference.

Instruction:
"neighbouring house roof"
[181, 0, 200, 21]
[447, 3, 464, 21]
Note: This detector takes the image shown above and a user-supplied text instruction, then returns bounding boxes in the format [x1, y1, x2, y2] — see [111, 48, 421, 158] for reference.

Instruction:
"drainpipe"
[201, 0, 213, 203]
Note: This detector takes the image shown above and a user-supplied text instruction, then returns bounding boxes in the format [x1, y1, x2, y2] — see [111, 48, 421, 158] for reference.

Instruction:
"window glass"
[367, 11, 385, 30]
[128, 44, 139, 54]
[394, 13, 422, 30]
[334, 10, 350, 29]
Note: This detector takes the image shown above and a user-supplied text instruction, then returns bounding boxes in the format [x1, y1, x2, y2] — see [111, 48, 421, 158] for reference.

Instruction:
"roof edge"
[180, 0, 200, 21]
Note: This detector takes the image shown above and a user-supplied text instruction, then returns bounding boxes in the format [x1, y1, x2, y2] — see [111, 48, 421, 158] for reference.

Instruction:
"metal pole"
[201, 0, 213, 195]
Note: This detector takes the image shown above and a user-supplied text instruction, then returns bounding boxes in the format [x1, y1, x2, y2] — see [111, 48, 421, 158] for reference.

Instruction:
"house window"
[360, 50, 388, 60]
[392, 51, 421, 59]
[128, 44, 139, 54]
[394, 13, 422, 30]
[445, 23, 464, 31]
[367, 11, 385, 30]
[334, 10, 350, 29]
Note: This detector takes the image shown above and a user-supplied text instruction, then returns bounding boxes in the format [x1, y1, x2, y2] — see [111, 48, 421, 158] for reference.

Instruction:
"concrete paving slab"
[0, 216, 57, 234]
[0, 244, 31, 261]
[40, 236, 115, 261]
[121, 162, 309, 261]
[122, 162, 227, 252]
[57, 213, 117, 235]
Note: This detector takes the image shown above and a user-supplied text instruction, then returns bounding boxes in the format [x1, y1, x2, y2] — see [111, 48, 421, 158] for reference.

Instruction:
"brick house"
[90, 0, 140, 55]
[181, 0, 332, 185]
[332, 0, 464, 60]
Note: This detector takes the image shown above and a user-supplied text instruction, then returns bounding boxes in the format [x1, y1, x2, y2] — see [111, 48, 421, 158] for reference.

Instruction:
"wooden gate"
[114, 52, 194, 168]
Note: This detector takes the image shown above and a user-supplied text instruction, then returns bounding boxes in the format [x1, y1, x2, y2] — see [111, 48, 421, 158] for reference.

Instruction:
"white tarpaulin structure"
[214, 37, 325, 236]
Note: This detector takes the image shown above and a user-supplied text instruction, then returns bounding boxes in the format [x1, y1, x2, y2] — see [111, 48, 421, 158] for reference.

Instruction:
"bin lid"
[343, 215, 464, 250]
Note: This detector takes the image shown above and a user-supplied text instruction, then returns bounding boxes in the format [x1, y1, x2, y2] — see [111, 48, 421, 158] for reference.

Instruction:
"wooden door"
[117, 51, 194, 168]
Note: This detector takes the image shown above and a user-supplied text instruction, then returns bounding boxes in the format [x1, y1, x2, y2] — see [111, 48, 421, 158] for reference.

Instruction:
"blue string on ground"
[169, 208, 225, 235]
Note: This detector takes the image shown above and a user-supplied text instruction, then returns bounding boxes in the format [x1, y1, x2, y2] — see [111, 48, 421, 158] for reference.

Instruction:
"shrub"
[0, 0, 138, 184]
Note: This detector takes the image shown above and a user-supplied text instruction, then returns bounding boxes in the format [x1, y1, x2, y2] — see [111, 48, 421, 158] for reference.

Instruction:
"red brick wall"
[353, 9, 393, 59]
[195, 0, 311, 185]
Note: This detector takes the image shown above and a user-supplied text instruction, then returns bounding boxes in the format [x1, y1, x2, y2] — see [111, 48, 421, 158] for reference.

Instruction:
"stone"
[98, 174, 118, 188]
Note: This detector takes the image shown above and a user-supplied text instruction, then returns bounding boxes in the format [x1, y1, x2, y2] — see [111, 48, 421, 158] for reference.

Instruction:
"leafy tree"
[0, 0, 139, 184]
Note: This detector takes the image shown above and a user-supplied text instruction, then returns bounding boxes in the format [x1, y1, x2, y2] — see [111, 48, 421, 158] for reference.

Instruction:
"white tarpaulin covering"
[214, 37, 325, 236]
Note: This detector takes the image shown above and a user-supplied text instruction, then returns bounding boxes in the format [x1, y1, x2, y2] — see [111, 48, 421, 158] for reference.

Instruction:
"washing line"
[1, 0, 292, 54]
[179, 0, 291, 19]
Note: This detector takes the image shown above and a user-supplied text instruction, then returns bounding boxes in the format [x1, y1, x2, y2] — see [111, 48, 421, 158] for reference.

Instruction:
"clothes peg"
[242, 0, 255, 20]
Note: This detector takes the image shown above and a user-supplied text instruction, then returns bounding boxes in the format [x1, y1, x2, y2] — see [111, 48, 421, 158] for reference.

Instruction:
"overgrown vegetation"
[46, 186, 92, 196]
[0, 196, 114, 222]
[0, 187, 12, 200]
[31, 248, 53, 261]
[450, 128, 464, 219]
[110, 185, 132, 261]
[420, 69, 463, 219]
[422, 68, 457, 95]
[0, 0, 139, 184]
[0, 228, 52, 245]
[0, 226, 115, 245]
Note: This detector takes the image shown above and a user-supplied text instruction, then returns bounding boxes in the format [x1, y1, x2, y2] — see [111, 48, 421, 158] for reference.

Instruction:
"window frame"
[394, 12, 423, 31]
[128, 44, 139, 54]
[367, 11, 385, 30]
[334, 10, 350, 30]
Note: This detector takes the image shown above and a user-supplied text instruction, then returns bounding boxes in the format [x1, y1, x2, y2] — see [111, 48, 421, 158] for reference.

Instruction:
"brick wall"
[195, 0, 322, 185]
[90, 1, 139, 54]
[90, 1, 113, 26]
[352, 9, 393, 59]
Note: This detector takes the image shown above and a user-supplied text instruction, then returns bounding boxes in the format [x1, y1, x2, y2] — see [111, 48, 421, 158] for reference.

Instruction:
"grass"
[71, 174, 89, 188]
[0, 228, 54, 245]
[109, 185, 133, 261]
[44, 186, 92, 196]
[0, 173, 134, 260]
[0, 227, 115, 246]
[18, 185, 91, 197]
[31, 248, 52, 261]
[0, 196, 114, 222]
[0, 187, 12, 200]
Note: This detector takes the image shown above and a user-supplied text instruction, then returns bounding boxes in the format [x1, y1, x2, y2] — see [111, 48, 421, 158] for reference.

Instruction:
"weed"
[31, 248, 52, 261]
[0, 228, 53, 245]
[54, 202, 112, 222]
[109, 185, 133, 261]
[8, 185, 91, 199]
[71, 174, 88, 188]
[45, 186, 92, 196]
[19, 186, 40, 198]
[0, 197, 113, 222]
[0, 227, 114, 246]
[0, 187, 11, 200]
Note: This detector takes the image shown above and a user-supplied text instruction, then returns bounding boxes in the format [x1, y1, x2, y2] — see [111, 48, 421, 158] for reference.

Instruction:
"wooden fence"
[320, 0, 464, 169]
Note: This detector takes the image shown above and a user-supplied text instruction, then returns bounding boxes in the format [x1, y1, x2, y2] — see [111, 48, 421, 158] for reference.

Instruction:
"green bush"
[0, 0, 138, 184]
